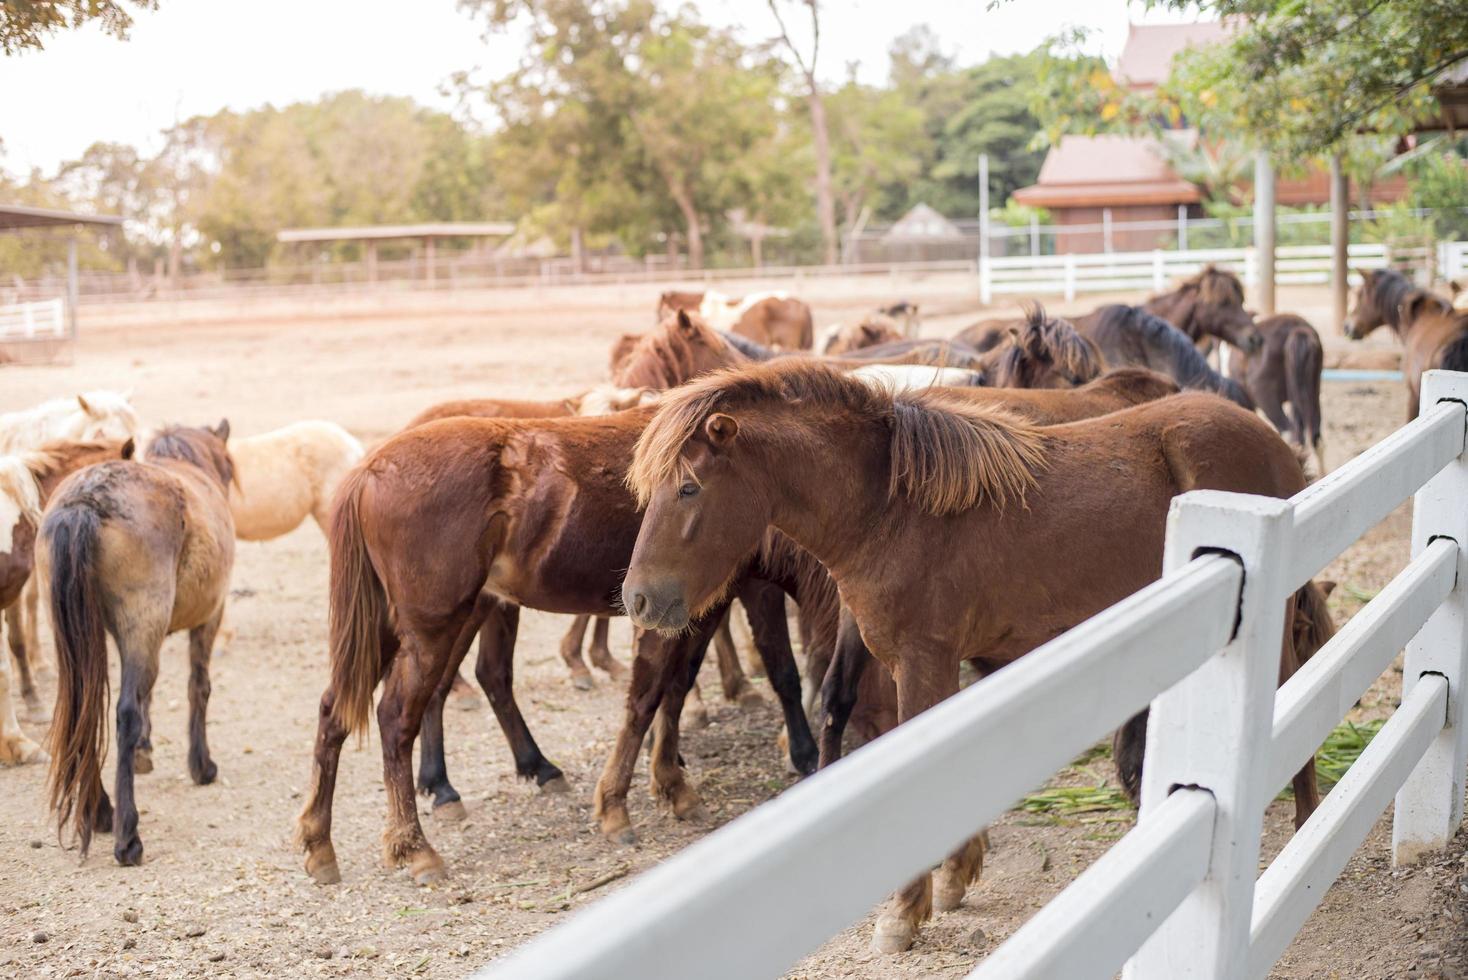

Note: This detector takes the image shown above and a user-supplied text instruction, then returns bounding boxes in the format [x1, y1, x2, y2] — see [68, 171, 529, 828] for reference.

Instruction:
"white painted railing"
[0, 297, 66, 340]
[978, 243, 1392, 303]
[479, 371, 1468, 980]
[1442, 241, 1468, 283]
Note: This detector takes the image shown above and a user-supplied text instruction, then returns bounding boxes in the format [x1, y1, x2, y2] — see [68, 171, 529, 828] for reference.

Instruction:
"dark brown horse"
[1142, 264, 1262, 353]
[43, 424, 235, 867]
[1229, 314, 1326, 474]
[297, 408, 821, 885]
[1345, 268, 1468, 419]
[622, 360, 1327, 952]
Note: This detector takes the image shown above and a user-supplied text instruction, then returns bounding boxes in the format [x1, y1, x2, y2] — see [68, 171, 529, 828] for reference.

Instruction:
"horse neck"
[1143, 290, 1197, 338]
[755, 411, 891, 576]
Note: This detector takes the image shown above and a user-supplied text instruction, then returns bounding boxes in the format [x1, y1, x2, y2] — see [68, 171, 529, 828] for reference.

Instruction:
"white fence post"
[1064, 254, 1077, 302]
[1127, 492, 1294, 980]
[979, 258, 992, 304]
[1178, 205, 1189, 251]
[1393, 370, 1468, 864]
[1152, 250, 1166, 293]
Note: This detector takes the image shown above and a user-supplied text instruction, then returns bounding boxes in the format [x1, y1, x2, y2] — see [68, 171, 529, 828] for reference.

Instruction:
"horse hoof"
[686, 708, 710, 731]
[133, 749, 153, 774]
[872, 916, 918, 954]
[602, 663, 629, 683]
[675, 802, 709, 823]
[0, 735, 46, 766]
[738, 689, 766, 710]
[433, 800, 467, 822]
[305, 845, 341, 884]
[115, 838, 144, 867]
[539, 775, 570, 795]
[570, 674, 594, 692]
[410, 852, 446, 886]
[611, 826, 638, 846]
[192, 759, 218, 785]
[932, 880, 965, 913]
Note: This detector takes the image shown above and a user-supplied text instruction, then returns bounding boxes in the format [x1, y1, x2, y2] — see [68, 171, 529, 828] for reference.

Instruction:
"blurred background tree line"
[0, 0, 1056, 277]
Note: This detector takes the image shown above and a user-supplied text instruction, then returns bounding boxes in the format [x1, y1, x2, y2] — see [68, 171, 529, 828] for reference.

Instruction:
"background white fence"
[480, 370, 1468, 980]
[0, 297, 66, 341]
[979, 243, 1394, 303]
[1443, 241, 1468, 283]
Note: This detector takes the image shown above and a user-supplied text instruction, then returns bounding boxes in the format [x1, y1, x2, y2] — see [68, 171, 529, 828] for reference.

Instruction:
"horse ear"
[77, 394, 98, 417]
[1318, 579, 1337, 598]
[120, 438, 135, 460]
[676, 309, 695, 335]
[213, 418, 231, 442]
[703, 413, 738, 448]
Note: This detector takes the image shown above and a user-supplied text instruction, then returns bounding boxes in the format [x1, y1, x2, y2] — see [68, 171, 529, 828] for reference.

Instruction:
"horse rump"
[1283, 324, 1325, 460]
[41, 504, 110, 855]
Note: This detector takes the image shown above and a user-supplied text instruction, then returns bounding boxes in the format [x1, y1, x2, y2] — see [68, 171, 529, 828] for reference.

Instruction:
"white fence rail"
[1443, 241, 1468, 283]
[0, 297, 66, 340]
[979, 243, 1393, 303]
[483, 371, 1468, 980]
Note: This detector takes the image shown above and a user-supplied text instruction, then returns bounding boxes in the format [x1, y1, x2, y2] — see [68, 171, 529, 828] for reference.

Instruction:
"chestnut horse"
[43, 423, 235, 867]
[1345, 268, 1468, 419]
[1229, 314, 1327, 474]
[297, 407, 822, 885]
[819, 313, 905, 355]
[1141, 264, 1262, 353]
[657, 289, 814, 350]
[0, 439, 131, 763]
[622, 360, 1325, 953]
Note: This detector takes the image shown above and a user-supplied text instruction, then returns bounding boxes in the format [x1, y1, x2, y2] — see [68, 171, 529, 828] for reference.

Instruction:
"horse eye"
[678, 482, 699, 499]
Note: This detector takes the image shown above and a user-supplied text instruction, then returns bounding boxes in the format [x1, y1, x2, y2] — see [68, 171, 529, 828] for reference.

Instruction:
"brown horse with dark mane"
[1141, 264, 1262, 353]
[1230, 314, 1327, 474]
[42, 423, 235, 867]
[657, 289, 814, 349]
[1345, 268, 1468, 419]
[621, 359, 1329, 953]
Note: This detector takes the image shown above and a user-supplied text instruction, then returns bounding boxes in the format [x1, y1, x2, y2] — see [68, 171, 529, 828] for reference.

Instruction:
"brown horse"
[1345, 268, 1468, 419]
[1142, 264, 1262, 353]
[0, 439, 132, 762]
[42, 424, 235, 866]
[297, 408, 821, 885]
[622, 360, 1326, 952]
[1229, 314, 1327, 474]
[657, 289, 814, 349]
[819, 314, 906, 355]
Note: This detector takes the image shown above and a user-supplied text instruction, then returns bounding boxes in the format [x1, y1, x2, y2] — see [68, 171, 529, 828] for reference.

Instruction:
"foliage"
[0, 0, 154, 55]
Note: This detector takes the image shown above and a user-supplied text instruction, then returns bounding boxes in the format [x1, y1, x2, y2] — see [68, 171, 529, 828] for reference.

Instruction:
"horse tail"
[1440, 331, 1468, 375]
[42, 503, 110, 856]
[1284, 326, 1324, 453]
[327, 465, 387, 739]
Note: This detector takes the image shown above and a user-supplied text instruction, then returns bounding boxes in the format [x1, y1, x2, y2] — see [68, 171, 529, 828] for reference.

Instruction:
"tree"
[824, 74, 926, 231]
[1, 0, 156, 55]
[767, 0, 838, 265]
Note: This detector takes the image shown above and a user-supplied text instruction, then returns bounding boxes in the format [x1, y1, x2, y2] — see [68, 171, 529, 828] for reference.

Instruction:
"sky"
[0, 0, 1204, 179]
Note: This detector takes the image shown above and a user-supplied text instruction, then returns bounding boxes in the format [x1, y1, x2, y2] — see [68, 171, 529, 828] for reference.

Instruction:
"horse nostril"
[631, 592, 648, 618]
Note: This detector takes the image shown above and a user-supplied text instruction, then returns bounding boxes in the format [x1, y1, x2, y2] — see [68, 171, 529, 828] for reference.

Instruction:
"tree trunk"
[806, 78, 838, 266]
[670, 185, 704, 270]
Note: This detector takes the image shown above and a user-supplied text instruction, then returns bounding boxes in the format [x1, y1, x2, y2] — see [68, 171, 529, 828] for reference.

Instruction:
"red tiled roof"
[1116, 21, 1232, 90]
[1012, 135, 1201, 208]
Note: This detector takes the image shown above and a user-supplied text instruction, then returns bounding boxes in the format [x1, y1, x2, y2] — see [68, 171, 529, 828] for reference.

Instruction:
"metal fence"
[479, 369, 1468, 980]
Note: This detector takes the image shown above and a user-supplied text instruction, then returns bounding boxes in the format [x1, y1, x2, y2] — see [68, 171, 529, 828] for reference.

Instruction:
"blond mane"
[628, 359, 1045, 517]
[611, 312, 746, 389]
[0, 456, 43, 530]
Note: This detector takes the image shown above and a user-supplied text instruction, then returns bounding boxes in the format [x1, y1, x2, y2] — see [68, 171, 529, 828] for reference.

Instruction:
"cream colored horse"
[0, 456, 44, 764]
[228, 420, 364, 540]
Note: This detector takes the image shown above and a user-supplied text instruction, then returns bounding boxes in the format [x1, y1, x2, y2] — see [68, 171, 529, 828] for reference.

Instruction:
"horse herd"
[2, 265, 1466, 957]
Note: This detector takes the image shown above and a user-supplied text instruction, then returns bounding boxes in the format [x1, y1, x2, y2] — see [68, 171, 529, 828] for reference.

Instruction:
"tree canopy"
[0, 0, 156, 55]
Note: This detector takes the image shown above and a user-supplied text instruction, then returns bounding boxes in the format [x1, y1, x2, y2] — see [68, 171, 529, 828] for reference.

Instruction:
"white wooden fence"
[480, 370, 1468, 980]
[1442, 241, 1468, 284]
[978, 243, 1393, 303]
[0, 297, 66, 340]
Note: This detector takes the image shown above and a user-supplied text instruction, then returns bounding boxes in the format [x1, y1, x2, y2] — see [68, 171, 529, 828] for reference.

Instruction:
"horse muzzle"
[623, 583, 690, 632]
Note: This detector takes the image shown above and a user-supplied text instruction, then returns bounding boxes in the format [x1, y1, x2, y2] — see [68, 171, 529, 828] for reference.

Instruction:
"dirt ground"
[0, 278, 1463, 979]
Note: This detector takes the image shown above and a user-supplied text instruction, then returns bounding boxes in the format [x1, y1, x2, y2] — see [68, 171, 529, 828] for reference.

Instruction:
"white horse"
[0, 391, 141, 715]
[0, 455, 44, 764]
[227, 420, 364, 540]
[850, 364, 985, 390]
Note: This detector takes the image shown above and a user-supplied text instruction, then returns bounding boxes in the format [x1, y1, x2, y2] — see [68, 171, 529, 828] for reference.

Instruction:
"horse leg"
[1113, 711, 1149, 805]
[474, 600, 566, 791]
[712, 609, 759, 706]
[185, 610, 223, 785]
[685, 678, 710, 729]
[586, 616, 627, 681]
[933, 834, 987, 913]
[741, 579, 816, 775]
[0, 607, 44, 764]
[818, 607, 872, 769]
[112, 631, 162, 867]
[648, 633, 713, 822]
[297, 623, 398, 885]
[557, 614, 596, 691]
[873, 656, 960, 954]
[594, 616, 718, 844]
[5, 602, 43, 721]
[131, 645, 158, 776]
[415, 610, 483, 821]
[378, 623, 455, 885]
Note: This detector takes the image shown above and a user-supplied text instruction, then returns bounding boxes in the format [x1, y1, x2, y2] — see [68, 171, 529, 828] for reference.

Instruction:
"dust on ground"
[0, 280, 1460, 979]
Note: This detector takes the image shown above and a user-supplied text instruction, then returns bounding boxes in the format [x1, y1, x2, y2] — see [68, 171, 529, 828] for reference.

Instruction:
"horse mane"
[612, 312, 745, 388]
[990, 303, 1103, 386]
[1102, 305, 1248, 403]
[1185, 264, 1246, 307]
[629, 359, 1045, 517]
[577, 384, 659, 416]
[146, 425, 235, 487]
[0, 456, 43, 527]
[0, 390, 138, 454]
[718, 329, 775, 360]
[1367, 268, 1415, 329]
[19, 439, 130, 484]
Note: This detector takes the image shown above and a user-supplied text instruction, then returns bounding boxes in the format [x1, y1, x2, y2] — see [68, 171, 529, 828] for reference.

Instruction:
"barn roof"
[1116, 21, 1234, 91]
[0, 203, 124, 231]
[1012, 135, 1201, 209]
